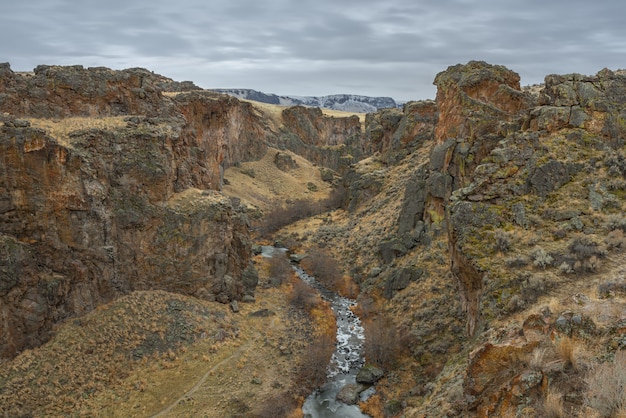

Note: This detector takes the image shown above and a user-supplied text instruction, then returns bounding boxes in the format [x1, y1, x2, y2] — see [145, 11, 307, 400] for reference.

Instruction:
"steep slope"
[275, 61, 626, 417]
[0, 62, 369, 360]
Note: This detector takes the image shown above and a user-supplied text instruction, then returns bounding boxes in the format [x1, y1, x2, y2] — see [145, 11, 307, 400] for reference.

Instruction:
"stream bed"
[260, 246, 371, 417]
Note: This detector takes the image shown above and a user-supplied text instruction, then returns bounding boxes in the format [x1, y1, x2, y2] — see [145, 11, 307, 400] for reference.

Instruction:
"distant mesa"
[211, 88, 399, 113]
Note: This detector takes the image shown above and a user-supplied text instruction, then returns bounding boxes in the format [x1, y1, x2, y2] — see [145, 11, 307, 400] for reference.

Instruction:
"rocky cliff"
[283, 61, 626, 417]
[0, 63, 371, 358]
[0, 65, 265, 358]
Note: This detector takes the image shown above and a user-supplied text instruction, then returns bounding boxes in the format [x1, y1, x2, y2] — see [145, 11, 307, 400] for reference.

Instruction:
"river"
[261, 246, 371, 418]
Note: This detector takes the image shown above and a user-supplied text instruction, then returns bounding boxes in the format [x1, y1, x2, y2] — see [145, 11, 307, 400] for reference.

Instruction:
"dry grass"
[554, 336, 580, 371]
[0, 280, 318, 418]
[222, 147, 334, 213]
[543, 389, 565, 418]
[26, 116, 128, 146]
[585, 350, 626, 418]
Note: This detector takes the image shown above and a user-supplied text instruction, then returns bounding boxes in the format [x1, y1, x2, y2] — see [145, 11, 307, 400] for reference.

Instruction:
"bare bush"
[261, 199, 315, 235]
[543, 389, 565, 418]
[566, 234, 607, 273]
[532, 247, 554, 269]
[606, 215, 626, 232]
[585, 350, 626, 417]
[254, 392, 298, 418]
[605, 229, 626, 250]
[289, 279, 318, 310]
[493, 229, 512, 253]
[259, 186, 345, 236]
[364, 316, 403, 370]
[598, 278, 626, 298]
[295, 333, 335, 393]
[554, 336, 579, 371]
[301, 249, 342, 291]
[267, 255, 292, 287]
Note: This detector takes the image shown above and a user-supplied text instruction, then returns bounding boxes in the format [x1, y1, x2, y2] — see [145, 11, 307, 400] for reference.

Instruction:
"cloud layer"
[2, 0, 624, 100]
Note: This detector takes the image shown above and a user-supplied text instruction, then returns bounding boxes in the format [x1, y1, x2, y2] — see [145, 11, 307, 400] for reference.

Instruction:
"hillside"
[211, 88, 399, 113]
[1, 61, 626, 417]
[269, 62, 626, 417]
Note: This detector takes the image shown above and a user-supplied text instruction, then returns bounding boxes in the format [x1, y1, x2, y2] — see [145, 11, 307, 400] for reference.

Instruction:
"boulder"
[336, 383, 365, 405]
[356, 364, 384, 384]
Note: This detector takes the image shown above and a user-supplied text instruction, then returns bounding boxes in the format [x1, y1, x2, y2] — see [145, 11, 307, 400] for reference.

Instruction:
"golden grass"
[543, 389, 565, 418]
[26, 116, 128, 146]
[0, 280, 317, 418]
[222, 147, 334, 212]
[242, 99, 366, 132]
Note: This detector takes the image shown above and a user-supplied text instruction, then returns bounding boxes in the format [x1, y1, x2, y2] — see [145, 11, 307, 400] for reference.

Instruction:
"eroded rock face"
[279, 106, 364, 171]
[0, 64, 272, 358]
[0, 63, 172, 118]
[530, 69, 626, 139]
[364, 100, 437, 163]
[0, 123, 253, 357]
[434, 60, 529, 144]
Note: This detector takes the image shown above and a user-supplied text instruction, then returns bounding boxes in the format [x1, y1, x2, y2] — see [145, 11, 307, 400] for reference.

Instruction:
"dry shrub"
[585, 350, 626, 417]
[528, 347, 552, 371]
[554, 336, 579, 371]
[261, 199, 314, 235]
[359, 393, 384, 418]
[543, 389, 565, 418]
[259, 186, 345, 236]
[267, 255, 293, 287]
[289, 279, 318, 311]
[294, 332, 335, 394]
[301, 249, 343, 291]
[336, 274, 359, 299]
[493, 229, 512, 253]
[605, 229, 626, 250]
[364, 315, 403, 370]
[255, 392, 300, 418]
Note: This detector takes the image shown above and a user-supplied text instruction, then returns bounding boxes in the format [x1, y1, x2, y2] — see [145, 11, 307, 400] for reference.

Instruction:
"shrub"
[259, 186, 345, 236]
[605, 229, 626, 250]
[568, 235, 600, 260]
[554, 336, 579, 371]
[364, 316, 402, 371]
[267, 255, 292, 287]
[254, 392, 298, 418]
[606, 215, 626, 232]
[604, 151, 626, 177]
[301, 249, 343, 291]
[493, 229, 512, 253]
[295, 332, 335, 392]
[289, 279, 318, 310]
[566, 234, 607, 273]
[598, 279, 626, 298]
[542, 389, 565, 418]
[585, 350, 626, 417]
[532, 247, 554, 269]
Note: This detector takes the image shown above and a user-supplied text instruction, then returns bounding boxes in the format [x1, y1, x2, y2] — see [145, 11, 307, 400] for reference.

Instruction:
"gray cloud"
[1, 0, 624, 101]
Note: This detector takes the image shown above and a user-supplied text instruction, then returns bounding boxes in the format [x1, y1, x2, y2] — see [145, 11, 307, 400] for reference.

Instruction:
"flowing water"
[260, 246, 371, 417]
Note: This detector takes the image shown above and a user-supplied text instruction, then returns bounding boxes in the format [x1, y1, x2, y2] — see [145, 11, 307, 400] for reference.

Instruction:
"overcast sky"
[2, 0, 624, 101]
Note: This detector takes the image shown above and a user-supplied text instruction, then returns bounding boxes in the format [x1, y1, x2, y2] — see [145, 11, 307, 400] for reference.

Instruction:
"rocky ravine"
[280, 61, 626, 417]
[2, 59, 626, 417]
[0, 63, 368, 358]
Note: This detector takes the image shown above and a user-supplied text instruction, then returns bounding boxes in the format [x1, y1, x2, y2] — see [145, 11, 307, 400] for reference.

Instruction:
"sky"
[1, 0, 625, 102]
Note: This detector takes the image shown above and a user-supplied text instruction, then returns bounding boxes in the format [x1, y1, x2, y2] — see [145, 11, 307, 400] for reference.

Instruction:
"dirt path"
[150, 317, 276, 418]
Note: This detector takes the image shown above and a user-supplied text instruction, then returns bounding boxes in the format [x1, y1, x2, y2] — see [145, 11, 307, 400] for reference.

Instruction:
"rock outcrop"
[0, 64, 274, 357]
[0, 62, 373, 358]
[278, 106, 364, 171]
[0, 121, 252, 357]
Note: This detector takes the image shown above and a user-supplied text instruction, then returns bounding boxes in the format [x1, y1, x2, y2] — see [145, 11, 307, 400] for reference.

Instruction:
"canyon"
[1, 61, 626, 417]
